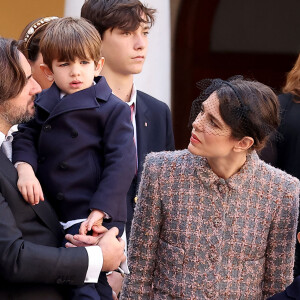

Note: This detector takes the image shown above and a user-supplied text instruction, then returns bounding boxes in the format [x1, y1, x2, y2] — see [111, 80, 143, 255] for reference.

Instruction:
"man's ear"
[233, 136, 254, 152]
[94, 57, 105, 76]
[40, 64, 54, 82]
[297, 232, 300, 244]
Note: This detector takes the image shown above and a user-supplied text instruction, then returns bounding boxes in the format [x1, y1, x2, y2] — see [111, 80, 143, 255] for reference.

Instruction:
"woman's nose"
[193, 114, 204, 131]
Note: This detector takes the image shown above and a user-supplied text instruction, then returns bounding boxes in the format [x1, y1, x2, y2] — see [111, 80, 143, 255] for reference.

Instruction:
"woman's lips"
[190, 133, 201, 143]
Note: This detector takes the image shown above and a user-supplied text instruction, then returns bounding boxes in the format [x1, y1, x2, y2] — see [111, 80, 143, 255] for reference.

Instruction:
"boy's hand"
[17, 162, 44, 205]
[79, 209, 105, 235]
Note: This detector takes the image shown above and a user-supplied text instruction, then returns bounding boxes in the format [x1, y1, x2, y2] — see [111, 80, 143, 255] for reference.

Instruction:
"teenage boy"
[81, 0, 175, 243]
[12, 17, 136, 299]
[0, 36, 125, 300]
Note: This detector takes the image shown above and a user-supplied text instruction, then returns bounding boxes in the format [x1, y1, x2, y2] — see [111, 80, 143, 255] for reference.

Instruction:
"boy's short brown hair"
[81, 0, 156, 37]
[40, 17, 102, 71]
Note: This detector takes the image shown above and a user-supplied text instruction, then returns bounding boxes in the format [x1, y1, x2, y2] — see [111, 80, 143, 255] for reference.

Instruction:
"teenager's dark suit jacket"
[267, 276, 300, 299]
[0, 151, 88, 300]
[126, 91, 175, 239]
[13, 76, 136, 231]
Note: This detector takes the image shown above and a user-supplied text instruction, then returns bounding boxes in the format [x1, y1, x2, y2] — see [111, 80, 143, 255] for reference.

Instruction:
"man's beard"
[0, 100, 34, 126]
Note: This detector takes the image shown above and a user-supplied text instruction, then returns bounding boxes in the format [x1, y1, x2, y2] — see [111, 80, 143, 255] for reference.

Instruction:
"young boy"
[12, 17, 136, 299]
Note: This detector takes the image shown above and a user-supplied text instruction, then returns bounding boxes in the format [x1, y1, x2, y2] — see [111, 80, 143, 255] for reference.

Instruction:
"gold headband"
[23, 16, 59, 48]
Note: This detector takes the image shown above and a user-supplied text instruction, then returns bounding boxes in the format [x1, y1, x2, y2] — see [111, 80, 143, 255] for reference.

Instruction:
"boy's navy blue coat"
[267, 276, 300, 299]
[13, 76, 136, 226]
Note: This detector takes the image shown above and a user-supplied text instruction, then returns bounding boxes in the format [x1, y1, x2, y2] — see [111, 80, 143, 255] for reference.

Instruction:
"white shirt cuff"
[120, 228, 129, 274]
[84, 246, 103, 283]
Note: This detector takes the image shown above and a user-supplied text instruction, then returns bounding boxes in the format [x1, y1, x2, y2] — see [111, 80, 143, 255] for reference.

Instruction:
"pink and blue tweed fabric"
[121, 150, 300, 300]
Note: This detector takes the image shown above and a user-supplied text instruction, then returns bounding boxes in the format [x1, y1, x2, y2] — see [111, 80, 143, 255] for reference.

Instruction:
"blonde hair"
[283, 54, 300, 97]
[40, 17, 102, 71]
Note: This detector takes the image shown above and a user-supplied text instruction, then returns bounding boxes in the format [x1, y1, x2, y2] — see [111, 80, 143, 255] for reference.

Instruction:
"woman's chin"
[188, 143, 198, 155]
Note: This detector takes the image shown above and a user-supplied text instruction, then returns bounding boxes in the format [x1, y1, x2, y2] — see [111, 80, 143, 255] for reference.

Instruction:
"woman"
[19, 16, 58, 89]
[121, 78, 300, 299]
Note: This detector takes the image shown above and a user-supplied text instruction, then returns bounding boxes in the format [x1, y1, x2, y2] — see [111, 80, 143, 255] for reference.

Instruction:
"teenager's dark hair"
[0, 37, 26, 103]
[81, 0, 156, 37]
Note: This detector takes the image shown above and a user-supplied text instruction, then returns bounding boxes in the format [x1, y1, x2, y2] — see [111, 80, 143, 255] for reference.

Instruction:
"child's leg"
[98, 222, 126, 299]
[70, 284, 101, 300]
[62, 223, 81, 247]
[64, 223, 103, 300]
[95, 272, 113, 300]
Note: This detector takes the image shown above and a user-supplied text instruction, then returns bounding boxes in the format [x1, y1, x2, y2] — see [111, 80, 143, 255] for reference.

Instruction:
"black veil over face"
[189, 76, 279, 148]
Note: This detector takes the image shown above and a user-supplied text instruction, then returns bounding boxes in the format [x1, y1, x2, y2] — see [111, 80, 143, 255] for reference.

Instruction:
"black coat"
[267, 276, 300, 299]
[126, 90, 175, 239]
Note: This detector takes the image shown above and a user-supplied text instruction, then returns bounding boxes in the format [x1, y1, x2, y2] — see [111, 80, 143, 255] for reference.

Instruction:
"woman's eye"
[210, 119, 218, 127]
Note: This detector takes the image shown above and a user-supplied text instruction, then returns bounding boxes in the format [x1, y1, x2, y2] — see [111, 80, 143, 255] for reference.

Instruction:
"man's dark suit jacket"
[0, 151, 89, 299]
[267, 276, 300, 299]
[126, 90, 175, 239]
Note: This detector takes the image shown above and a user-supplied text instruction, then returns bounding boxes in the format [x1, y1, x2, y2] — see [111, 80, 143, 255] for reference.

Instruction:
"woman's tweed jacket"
[121, 150, 300, 300]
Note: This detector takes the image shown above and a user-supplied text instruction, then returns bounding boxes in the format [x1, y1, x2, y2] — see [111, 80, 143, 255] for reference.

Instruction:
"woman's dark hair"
[0, 37, 26, 103]
[81, 0, 156, 37]
[190, 78, 280, 151]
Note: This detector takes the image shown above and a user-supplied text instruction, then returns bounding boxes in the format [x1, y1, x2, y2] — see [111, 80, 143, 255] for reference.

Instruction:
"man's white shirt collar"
[0, 125, 18, 146]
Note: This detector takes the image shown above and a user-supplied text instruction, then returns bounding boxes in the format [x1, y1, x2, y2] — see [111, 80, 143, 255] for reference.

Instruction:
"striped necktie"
[130, 103, 138, 173]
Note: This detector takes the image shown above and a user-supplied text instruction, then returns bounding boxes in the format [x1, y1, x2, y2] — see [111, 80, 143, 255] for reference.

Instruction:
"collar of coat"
[190, 150, 259, 191]
[35, 76, 112, 114]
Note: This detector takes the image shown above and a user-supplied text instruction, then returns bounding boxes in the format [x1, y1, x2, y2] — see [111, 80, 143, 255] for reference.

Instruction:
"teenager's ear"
[233, 136, 254, 152]
[94, 57, 105, 76]
[40, 64, 54, 82]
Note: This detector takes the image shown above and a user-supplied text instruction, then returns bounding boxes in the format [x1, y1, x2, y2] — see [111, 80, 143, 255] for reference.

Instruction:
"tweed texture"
[121, 150, 300, 300]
